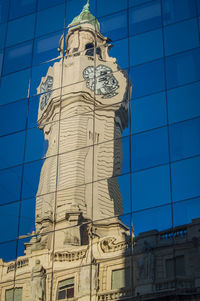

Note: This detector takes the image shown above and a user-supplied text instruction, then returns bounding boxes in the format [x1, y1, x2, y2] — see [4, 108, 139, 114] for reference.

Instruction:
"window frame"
[56, 277, 75, 300]
[5, 287, 23, 301]
[165, 255, 185, 279]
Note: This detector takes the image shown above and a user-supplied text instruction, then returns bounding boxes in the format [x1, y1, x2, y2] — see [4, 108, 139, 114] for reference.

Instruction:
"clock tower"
[34, 0, 131, 251]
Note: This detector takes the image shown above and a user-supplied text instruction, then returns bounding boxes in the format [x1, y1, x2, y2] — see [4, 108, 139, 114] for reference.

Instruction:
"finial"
[69, 0, 100, 31]
[82, 0, 90, 12]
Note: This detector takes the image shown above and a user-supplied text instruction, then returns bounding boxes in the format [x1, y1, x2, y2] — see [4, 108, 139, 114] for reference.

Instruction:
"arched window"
[85, 43, 94, 50]
[85, 43, 94, 56]
[85, 44, 102, 59]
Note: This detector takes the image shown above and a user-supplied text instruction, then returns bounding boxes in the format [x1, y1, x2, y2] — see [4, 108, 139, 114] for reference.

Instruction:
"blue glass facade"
[0, 0, 200, 298]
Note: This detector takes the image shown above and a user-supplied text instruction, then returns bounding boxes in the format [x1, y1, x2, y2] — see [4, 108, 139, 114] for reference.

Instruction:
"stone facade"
[1, 219, 200, 300]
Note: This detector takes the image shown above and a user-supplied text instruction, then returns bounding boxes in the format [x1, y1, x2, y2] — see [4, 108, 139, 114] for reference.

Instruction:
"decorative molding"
[159, 227, 187, 240]
[7, 258, 29, 273]
[54, 249, 87, 262]
[98, 289, 131, 301]
[100, 237, 130, 253]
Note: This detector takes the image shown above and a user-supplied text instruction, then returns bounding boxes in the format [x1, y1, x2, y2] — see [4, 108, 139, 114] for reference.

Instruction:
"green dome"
[70, 0, 100, 31]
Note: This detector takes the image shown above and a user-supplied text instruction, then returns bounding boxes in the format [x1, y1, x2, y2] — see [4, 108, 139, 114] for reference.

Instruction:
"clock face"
[83, 65, 119, 98]
[40, 76, 54, 110]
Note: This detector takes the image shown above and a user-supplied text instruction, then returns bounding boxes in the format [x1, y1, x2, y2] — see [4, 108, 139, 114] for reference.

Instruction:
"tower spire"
[69, 0, 100, 31]
[82, 0, 89, 13]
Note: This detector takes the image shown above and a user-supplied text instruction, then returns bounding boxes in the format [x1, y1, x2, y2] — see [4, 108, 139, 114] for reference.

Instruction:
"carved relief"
[54, 249, 87, 262]
[100, 237, 130, 253]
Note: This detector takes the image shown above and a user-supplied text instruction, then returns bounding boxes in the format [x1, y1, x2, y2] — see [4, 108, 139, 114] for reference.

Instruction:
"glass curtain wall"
[0, 0, 200, 299]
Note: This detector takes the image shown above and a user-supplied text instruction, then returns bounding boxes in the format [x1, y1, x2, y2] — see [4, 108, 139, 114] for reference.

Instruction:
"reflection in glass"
[0, 202, 20, 243]
[56, 277, 74, 300]
[164, 18, 199, 56]
[96, 0, 127, 17]
[0, 1, 199, 300]
[0, 99, 27, 136]
[28, 90, 61, 129]
[0, 69, 30, 105]
[6, 14, 35, 47]
[33, 31, 63, 66]
[0, 50, 3, 76]
[132, 204, 172, 236]
[9, 0, 36, 20]
[162, 0, 196, 25]
[109, 38, 129, 69]
[118, 174, 131, 215]
[130, 28, 163, 66]
[26, 5, 132, 258]
[0, 241, 17, 262]
[0, 166, 22, 205]
[169, 117, 200, 162]
[166, 48, 200, 89]
[131, 59, 165, 98]
[129, 0, 162, 36]
[3, 41, 33, 75]
[94, 136, 130, 181]
[38, 0, 65, 11]
[59, 113, 94, 153]
[120, 214, 132, 232]
[165, 255, 185, 279]
[99, 10, 128, 41]
[132, 126, 169, 171]
[198, 0, 200, 16]
[173, 198, 200, 227]
[30, 59, 62, 96]
[0, 23, 6, 49]
[35, 4, 65, 38]
[19, 198, 36, 237]
[171, 156, 200, 202]
[130, 0, 153, 7]
[131, 92, 167, 133]
[65, 0, 96, 28]
[132, 164, 171, 211]
[167, 81, 200, 124]
[0, 0, 9, 24]
[0, 131, 25, 169]
[22, 159, 46, 200]
[25, 127, 50, 163]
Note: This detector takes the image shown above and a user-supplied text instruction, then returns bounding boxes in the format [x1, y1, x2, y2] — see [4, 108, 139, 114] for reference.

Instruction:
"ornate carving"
[54, 249, 87, 262]
[100, 237, 130, 253]
[30, 219, 53, 251]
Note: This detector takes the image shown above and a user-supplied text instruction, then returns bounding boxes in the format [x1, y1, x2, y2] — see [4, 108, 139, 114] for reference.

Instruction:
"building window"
[85, 43, 94, 50]
[166, 255, 185, 278]
[56, 278, 74, 300]
[111, 268, 131, 290]
[96, 47, 102, 59]
[5, 288, 22, 301]
[85, 43, 102, 58]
